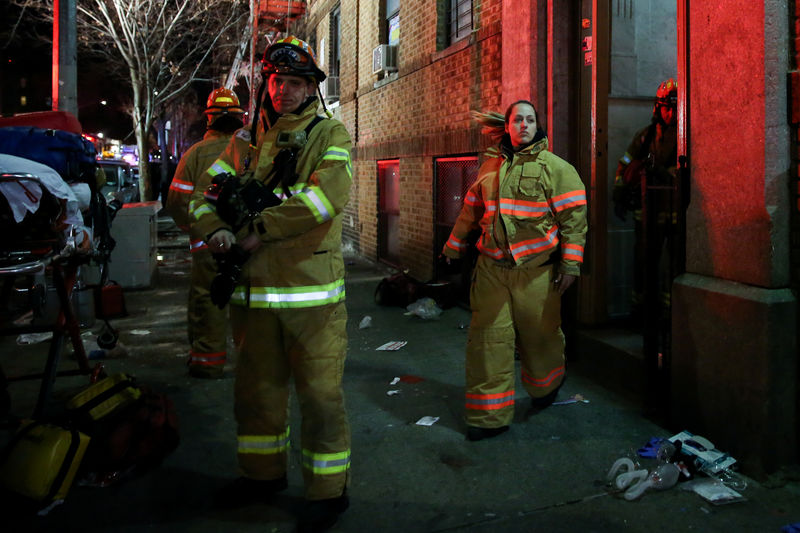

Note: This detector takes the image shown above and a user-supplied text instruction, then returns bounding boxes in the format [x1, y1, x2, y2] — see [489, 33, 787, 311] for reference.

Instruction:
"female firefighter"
[442, 100, 588, 441]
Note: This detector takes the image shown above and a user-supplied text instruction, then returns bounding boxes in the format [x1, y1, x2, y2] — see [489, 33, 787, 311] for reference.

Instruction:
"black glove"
[210, 245, 250, 308]
[438, 253, 462, 274]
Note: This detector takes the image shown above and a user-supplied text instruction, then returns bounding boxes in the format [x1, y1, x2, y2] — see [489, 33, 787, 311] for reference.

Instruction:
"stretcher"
[0, 162, 95, 422]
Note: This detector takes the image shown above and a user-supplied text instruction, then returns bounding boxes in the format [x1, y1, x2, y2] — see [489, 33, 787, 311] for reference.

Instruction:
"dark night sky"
[1, 5, 135, 142]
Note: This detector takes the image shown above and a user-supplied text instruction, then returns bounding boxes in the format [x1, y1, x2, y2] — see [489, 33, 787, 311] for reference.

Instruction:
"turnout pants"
[465, 255, 565, 428]
[231, 301, 350, 500]
[187, 247, 228, 376]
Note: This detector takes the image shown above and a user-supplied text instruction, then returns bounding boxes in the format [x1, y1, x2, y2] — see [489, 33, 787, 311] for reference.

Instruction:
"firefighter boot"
[213, 475, 288, 509]
[296, 491, 350, 533]
[188, 360, 225, 379]
[466, 425, 509, 441]
[529, 374, 567, 410]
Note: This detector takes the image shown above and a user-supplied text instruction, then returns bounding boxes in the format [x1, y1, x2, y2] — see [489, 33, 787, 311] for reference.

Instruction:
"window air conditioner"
[372, 44, 398, 75]
[323, 76, 340, 102]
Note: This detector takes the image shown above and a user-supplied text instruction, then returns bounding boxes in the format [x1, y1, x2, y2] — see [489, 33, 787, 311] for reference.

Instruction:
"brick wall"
[341, 0, 503, 279]
[304, 1, 504, 277]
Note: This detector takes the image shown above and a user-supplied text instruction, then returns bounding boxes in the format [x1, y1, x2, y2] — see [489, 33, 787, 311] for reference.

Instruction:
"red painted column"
[501, 1, 546, 116]
[671, 0, 796, 478]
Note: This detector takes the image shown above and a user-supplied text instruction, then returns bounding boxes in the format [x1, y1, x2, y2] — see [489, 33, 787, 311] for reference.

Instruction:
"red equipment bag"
[66, 375, 180, 487]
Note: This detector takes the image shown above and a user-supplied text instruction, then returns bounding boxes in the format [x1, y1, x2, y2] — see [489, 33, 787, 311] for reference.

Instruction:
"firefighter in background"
[612, 78, 678, 320]
[166, 88, 245, 378]
[442, 100, 587, 441]
[189, 37, 352, 532]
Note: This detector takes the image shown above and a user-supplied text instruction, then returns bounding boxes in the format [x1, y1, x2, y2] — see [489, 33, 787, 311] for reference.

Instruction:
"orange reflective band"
[562, 243, 584, 262]
[189, 351, 226, 366]
[170, 178, 194, 194]
[550, 190, 587, 212]
[509, 226, 559, 261]
[521, 365, 565, 388]
[464, 191, 482, 207]
[500, 197, 550, 218]
[465, 390, 515, 410]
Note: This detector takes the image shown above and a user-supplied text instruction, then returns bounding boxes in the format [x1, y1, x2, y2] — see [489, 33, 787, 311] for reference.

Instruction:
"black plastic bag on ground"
[374, 271, 422, 308]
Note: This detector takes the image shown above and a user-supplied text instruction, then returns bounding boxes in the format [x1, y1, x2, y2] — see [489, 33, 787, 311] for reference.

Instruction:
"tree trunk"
[158, 118, 169, 204]
[135, 128, 152, 201]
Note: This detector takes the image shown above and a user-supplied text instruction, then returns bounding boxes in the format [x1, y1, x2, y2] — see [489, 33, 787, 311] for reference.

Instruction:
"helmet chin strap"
[249, 73, 269, 143]
[317, 85, 332, 118]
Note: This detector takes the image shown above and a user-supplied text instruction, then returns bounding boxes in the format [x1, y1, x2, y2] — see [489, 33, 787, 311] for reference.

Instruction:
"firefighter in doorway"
[612, 78, 678, 321]
[442, 100, 588, 441]
[167, 87, 244, 378]
[189, 36, 352, 533]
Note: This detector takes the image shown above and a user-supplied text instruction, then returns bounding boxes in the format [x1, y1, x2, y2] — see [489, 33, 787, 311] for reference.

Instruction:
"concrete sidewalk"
[1, 218, 799, 532]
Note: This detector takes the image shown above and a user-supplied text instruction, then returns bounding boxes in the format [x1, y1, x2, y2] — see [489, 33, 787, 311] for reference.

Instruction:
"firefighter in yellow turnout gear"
[189, 37, 351, 532]
[443, 101, 587, 441]
[167, 88, 244, 378]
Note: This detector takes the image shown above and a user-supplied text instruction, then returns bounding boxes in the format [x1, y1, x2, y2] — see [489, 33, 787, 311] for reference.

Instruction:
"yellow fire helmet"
[262, 36, 326, 83]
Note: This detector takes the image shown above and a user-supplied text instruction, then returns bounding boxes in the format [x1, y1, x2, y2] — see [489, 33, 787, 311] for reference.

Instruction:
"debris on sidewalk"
[376, 340, 407, 351]
[404, 297, 442, 319]
[389, 377, 400, 385]
[623, 463, 681, 500]
[358, 315, 372, 329]
[130, 329, 151, 336]
[552, 393, 589, 406]
[16, 331, 53, 345]
[387, 390, 401, 396]
[606, 431, 747, 505]
[415, 416, 439, 426]
[668, 430, 737, 474]
[680, 477, 745, 505]
[782, 522, 800, 533]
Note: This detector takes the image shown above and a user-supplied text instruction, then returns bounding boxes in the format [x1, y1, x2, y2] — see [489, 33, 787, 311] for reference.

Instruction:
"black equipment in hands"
[204, 173, 281, 231]
[210, 244, 250, 308]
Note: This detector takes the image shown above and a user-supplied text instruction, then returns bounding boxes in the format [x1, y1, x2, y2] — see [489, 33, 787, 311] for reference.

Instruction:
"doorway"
[377, 159, 401, 265]
[606, 0, 679, 321]
[433, 155, 479, 305]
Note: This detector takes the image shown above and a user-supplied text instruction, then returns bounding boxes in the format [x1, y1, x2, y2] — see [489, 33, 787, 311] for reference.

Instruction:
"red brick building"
[298, 0, 799, 478]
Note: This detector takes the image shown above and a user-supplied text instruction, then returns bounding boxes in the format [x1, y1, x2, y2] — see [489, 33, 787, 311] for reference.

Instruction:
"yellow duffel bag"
[0, 421, 90, 502]
[66, 373, 141, 423]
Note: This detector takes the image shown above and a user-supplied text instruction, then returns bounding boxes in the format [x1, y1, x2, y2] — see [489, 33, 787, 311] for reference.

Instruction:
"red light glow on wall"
[436, 157, 477, 163]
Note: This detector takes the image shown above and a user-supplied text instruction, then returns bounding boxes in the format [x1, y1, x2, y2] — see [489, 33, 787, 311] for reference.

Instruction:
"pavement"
[1, 216, 799, 533]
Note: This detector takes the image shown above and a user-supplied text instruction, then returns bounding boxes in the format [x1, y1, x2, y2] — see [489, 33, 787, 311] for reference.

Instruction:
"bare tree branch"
[9, 0, 249, 199]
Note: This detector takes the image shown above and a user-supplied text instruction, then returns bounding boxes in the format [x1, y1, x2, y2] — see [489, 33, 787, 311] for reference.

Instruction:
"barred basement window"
[434, 155, 479, 254]
[329, 5, 341, 78]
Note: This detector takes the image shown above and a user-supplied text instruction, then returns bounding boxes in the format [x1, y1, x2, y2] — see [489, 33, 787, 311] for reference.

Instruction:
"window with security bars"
[329, 5, 341, 77]
[449, 0, 473, 44]
[378, 160, 401, 265]
[434, 156, 479, 297]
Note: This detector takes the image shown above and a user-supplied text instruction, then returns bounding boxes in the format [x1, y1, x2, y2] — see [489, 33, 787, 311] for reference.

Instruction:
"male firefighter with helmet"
[167, 87, 245, 378]
[189, 36, 352, 532]
[612, 78, 678, 322]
